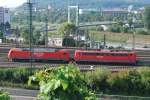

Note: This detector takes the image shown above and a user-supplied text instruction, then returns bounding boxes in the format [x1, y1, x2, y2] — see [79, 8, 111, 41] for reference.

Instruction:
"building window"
[5, 10, 8, 13]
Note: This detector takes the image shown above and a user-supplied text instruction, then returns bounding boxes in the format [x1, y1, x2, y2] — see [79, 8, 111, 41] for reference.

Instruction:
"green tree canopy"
[62, 37, 76, 47]
[21, 26, 43, 44]
[128, 18, 133, 28]
[21, 28, 29, 43]
[58, 22, 78, 36]
[0, 32, 3, 39]
[28, 64, 97, 100]
[33, 29, 42, 45]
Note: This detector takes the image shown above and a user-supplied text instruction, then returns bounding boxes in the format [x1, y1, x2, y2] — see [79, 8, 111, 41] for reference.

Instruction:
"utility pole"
[76, 5, 79, 26]
[15, 26, 19, 47]
[27, 0, 33, 69]
[68, 5, 79, 26]
[45, 16, 48, 47]
[132, 25, 135, 50]
[132, 31, 135, 50]
[68, 7, 71, 23]
[68, 5, 79, 47]
[103, 33, 106, 49]
[44, 6, 49, 47]
[2, 23, 5, 43]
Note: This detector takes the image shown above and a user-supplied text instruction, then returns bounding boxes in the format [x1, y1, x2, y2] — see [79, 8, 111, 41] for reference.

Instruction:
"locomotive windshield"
[21, 48, 56, 52]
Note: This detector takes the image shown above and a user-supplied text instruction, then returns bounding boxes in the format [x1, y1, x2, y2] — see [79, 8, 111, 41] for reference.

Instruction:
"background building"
[100, 8, 129, 20]
[48, 35, 63, 47]
[0, 7, 10, 24]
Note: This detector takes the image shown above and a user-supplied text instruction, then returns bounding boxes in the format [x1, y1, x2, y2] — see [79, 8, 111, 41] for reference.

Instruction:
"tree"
[128, 18, 133, 29]
[28, 64, 97, 100]
[0, 90, 10, 100]
[108, 25, 121, 33]
[0, 32, 3, 39]
[0, 23, 5, 32]
[58, 22, 78, 36]
[20, 26, 37, 44]
[62, 37, 76, 47]
[5, 22, 11, 29]
[144, 6, 150, 32]
[21, 28, 29, 43]
[96, 26, 104, 31]
[33, 29, 41, 45]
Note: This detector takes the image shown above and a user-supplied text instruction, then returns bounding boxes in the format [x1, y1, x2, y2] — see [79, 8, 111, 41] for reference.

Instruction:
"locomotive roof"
[75, 50, 135, 54]
[10, 48, 68, 52]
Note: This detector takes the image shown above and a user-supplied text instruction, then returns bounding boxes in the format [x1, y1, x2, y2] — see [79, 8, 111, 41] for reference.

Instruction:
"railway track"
[0, 46, 150, 71]
[0, 61, 148, 72]
[0, 62, 62, 68]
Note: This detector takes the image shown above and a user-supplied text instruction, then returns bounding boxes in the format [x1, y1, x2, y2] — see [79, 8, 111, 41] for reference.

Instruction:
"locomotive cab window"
[104, 53, 109, 56]
[33, 48, 56, 52]
[82, 53, 97, 56]
[21, 48, 30, 51]
[122, 54, 128, 56]
[129, 54, 133, 56]
[111, 53, 128, 56]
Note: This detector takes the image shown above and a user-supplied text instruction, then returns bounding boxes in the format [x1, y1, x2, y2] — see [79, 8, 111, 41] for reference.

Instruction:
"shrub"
[62, 37, 76, 47]
[0, 68, 13, 81]
[96, 26, 104, 31]
[136, 29, 149, 35]
[107, 68, 150, 96]
[0, 90, 10, 100]
[84, 67, 150, 96]
[12, 68, 32, 83]
[122, 26, 129, 33]
[28, 64, 97, 100]
[0, 68, 35, 83]
[137, 67, 150, 95]
[108, 25, 121, 33]
[85, 68, 110, 92]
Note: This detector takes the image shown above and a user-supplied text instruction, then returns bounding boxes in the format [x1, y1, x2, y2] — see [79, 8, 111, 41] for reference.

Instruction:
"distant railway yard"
[0, 43, 150, 72]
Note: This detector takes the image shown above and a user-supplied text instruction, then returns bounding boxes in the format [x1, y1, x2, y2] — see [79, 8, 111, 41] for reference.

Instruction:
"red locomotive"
[8, 48, 70, 63]
[74, 50, 136, 64]
[8, 48, 137, 65]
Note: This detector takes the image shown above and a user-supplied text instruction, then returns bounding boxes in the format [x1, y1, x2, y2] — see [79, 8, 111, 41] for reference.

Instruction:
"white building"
[48, 37, 63, 47]
[0, 7, 10, 24]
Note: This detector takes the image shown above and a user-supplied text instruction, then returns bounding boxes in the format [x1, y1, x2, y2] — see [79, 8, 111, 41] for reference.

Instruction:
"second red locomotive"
[74, 50, 136, 64]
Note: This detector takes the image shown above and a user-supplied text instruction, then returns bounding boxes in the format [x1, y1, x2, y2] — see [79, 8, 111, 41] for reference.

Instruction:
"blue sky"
[0, 0, 27, 8]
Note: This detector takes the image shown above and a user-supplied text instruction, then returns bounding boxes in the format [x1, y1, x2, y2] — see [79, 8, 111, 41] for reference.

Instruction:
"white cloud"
[0, 0, 27, 8]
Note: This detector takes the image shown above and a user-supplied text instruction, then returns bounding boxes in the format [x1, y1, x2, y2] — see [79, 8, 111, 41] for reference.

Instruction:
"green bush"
[0, 91, 10, 100]
[12, 68, 32, 83]
[107, 68, 150, 96]
[0, 32, 3, 39]
[29, 64, 97, 100]
[0, 68, 34, 83]
[62, 37, 76, 47]
[122, 26, 129, 33]
[137, 67, 150, 95]
[108, 25, 121, 33]
[136, 29, 149, 35]
[84, 67, 150, 96]
[0, 81, 38, 90]
[96, 26, 104, 31]
[85, 68, 110, 92]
